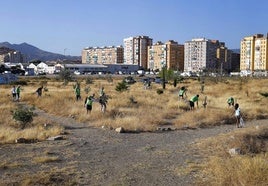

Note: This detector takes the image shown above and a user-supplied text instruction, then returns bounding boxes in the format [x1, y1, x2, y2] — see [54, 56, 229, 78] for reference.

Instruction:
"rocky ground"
[0, 107, 267, 186]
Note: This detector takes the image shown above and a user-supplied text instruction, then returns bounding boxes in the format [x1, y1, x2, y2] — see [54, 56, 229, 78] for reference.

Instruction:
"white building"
[28, 63, 38, 74]
[36, 62, 55, 74]
[123, 36, 152, 69]
[184, 38, 224, 72]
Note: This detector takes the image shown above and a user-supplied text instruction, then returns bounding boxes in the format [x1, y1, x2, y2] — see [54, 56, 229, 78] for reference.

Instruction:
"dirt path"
[0, 107, 267, 186]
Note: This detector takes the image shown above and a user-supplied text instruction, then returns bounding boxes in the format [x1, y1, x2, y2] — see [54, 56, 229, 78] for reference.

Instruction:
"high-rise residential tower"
[148, 40, 184, 71]
[184, 38, 231, 73]
[123, 36, 152, 69]
[240, 34, 268, 72]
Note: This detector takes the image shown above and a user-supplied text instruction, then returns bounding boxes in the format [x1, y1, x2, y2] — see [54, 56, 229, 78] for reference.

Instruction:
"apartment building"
[231, 52, 240, 72]
[184, 38, 231, 73]
[148, 40, 184, 71]
[0, 47, 24, 63]
[82, 46, 124, 64]
[123, 36, 152, 69]
[240, 34, 268, 72]
[216, 46, 232, 73]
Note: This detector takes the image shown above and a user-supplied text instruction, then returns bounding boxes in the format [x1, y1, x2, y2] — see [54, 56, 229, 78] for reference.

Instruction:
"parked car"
[74, 70, 81, 75]
[141, 77, 155, 83]
[123, 76, 136, 84]
[155, 77, 168, 84]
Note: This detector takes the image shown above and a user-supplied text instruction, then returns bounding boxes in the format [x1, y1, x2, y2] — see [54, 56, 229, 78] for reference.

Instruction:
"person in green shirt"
[178, 86, 187, 100]
[84, 94, 95, 114]
[16, 86, 21, 101]
[189, 94, 199, 110]
[75, 86, 81, 101]
[227, 97, 234, 107]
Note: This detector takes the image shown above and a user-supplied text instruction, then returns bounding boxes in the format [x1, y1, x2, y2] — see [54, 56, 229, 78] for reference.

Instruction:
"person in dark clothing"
[36, 86, 43, 97]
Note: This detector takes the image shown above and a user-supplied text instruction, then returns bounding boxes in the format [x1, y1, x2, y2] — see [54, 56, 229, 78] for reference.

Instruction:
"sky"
[0, 0, 267, 56]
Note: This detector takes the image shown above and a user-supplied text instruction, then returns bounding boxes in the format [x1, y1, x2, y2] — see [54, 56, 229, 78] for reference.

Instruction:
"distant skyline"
[1, 0, 267, 56]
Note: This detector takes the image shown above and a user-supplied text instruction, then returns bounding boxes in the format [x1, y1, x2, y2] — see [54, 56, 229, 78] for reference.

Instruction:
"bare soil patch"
[0, 106, 267, 186]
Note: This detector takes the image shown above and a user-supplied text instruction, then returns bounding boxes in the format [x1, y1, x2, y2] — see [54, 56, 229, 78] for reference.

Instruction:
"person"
[227, 97, 234, 107]
[99, 92, 108, 113]
[84, 94, 95, 114]
[234, 103, 242, 128]
[99, 87, 105, 96]
[189, 94, 199, 110]
[178, 86, 187, 100]
[74, 85, 81, 101]
[36, 86, 43, 97]
[11, 86, 17, 101]
[16, 86, 21, 101]
[203, 95, 207, 108]
[144, 79, 151, 90]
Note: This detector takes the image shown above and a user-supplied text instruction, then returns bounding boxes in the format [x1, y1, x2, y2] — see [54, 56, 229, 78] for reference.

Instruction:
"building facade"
[231, 52, 240, 72]
[123, 36, 152, 69]
[148, 40, 184, 71]
[82, 46, 124, 64]
[184, 38, 231, 73]
[240, 34, 268, 73]
[216, 46, 232, 73]
[0, 47, 24, 63]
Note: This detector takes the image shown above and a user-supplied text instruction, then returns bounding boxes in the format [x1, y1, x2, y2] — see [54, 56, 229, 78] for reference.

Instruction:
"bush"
[156, 89, 164, 94]
[12, 106, 34, 129]
[58, 68, 72, 85]
[115, 81, 128, 92]
[85, 76, 93, 84]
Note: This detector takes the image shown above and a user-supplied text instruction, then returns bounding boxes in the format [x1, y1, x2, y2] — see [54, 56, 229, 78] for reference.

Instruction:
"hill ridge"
[0, 42, 81, 61]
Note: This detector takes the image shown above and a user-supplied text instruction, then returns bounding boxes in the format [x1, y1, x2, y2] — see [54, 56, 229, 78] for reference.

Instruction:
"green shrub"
[115, 81, 128, 92]
[12, 106, 34, 129]
[156, 89, 164, 94]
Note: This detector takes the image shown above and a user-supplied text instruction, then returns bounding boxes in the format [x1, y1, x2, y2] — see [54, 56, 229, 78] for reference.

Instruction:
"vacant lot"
[0, 76, 267, 185]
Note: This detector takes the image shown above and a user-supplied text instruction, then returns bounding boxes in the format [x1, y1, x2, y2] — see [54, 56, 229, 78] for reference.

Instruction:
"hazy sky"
[0, 0, 267, 56]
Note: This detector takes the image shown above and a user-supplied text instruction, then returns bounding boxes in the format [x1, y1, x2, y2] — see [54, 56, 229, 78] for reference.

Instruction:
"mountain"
[0, 42, 81, 62]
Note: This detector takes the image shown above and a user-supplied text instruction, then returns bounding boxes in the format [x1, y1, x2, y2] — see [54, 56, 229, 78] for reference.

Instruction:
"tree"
[58, 68, 72, 85]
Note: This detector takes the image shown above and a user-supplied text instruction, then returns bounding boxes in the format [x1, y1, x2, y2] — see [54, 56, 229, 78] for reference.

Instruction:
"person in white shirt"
[234, 103, 241, 128]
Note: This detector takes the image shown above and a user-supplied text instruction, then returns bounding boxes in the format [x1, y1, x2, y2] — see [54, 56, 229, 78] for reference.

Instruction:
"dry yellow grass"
[0, 82, 64, 144]
[33, 156, 61, 163]
[194, 123, 268, 185]
[1, 77, 268, 142]
[198, 154, 268, 186]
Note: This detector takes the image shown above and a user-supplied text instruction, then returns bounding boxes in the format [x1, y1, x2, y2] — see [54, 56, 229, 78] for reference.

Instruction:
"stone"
[44, 123, 53, 129]
[47, 135, 65, 141]
[228, 148, 241, 156]
[115, 127, 124, 133]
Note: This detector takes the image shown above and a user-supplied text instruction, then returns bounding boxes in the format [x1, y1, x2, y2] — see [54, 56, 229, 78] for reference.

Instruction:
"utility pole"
[64, 48, 67, 56]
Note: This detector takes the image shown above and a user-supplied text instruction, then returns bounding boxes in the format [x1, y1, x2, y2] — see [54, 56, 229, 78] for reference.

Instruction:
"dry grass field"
[0, 75, 268, 185]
